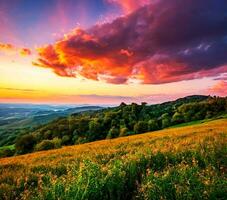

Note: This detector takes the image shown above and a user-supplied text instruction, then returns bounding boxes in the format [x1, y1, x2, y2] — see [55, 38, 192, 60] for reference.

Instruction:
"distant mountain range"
[0, 104, 104, 128]
[0, 104, 104, 147]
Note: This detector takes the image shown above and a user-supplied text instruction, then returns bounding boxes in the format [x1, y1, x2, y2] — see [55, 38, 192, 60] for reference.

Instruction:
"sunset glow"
[0, 0, 226, 104]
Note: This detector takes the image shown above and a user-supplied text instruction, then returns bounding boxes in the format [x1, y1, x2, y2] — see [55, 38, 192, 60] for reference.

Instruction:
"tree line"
[1, 95, 227, 157]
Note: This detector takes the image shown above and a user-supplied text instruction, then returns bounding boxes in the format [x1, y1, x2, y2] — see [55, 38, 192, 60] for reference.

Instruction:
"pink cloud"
[208, 81, 227, 96]
[106, 0, 151, 13]
[34, 0, 227, 85]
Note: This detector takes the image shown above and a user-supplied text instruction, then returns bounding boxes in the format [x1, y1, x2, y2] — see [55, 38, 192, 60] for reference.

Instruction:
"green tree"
[77, 118, 90, 135]
[62, 135, 70, 145]
[162, 118, 171, 128]
[120, 102, 127, 107]
[72, 129, 79, 143]
[134, 121, 148, 134]
[161, 113, 171, 128]
[119, 127, 128, 137]
[88, 120, 103, 140]
[106, 127, 119, 139]
[0, 148, 15, 158]
[148, 119, 159, 131]
[172, 112, 184, 124]
[15, 134, 36, 154]
[111, 119, 118, 127]
[52, 137, 62, 148]
[35, 140, 55, 151]
[44, 130, 52, 139]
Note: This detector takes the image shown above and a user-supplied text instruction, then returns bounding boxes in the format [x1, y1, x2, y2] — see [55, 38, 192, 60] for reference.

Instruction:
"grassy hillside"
[0, 119, 226, 200]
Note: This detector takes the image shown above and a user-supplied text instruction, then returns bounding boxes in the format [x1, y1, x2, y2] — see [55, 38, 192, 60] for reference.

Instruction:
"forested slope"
[2, 95, 227, 156]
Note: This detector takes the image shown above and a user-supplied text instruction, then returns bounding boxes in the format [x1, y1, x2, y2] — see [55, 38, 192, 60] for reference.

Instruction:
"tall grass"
[0, 119, 226, 200]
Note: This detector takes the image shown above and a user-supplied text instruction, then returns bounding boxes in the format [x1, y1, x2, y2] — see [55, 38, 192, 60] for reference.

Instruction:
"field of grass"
[168, 114, 227, 129]
[0, 119, 226, 200]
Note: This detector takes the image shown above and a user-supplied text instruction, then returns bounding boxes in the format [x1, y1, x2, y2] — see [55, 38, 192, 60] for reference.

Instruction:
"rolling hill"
[9, 95, 227, 156]
[0, 105, 103, 147]
[0, 105, 103, 128]
[0, 119, 226, 199]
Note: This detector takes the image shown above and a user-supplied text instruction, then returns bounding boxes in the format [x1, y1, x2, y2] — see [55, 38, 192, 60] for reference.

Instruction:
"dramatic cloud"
[0, 42, 31, 56]
[208, 81, 227, 96]
[34, 0, 227, 84]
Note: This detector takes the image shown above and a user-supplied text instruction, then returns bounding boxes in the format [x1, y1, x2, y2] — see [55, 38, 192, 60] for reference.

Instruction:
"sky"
[0, 0, 226, 105]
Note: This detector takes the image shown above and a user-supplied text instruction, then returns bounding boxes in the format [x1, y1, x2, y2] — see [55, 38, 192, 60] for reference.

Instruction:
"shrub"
[35, 140, 55, 151]
[0, 148, 15, 158]
[106, 127, 119, 139]
[119, 127, 128, 137]
[62, 135, 70, 145]
[75, 136, 88, 144]
[133, 121, 148, 134]
[148, 119, 159, 131]
[161, 118, 171, 128]
[15, 134, 36, 154]
[172, 112, 184, 124]
[52, 137, 62, 149]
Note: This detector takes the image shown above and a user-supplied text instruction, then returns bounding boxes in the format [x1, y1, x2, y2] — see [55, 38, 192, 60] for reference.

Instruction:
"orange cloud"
[0, 42, 31, 56]
[34, 28, 133, 83]
[0, 43, 15, 52]
[20, 48, 32, 56]
[208, 81, 227, 96]
[34, 1, 227, 85]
